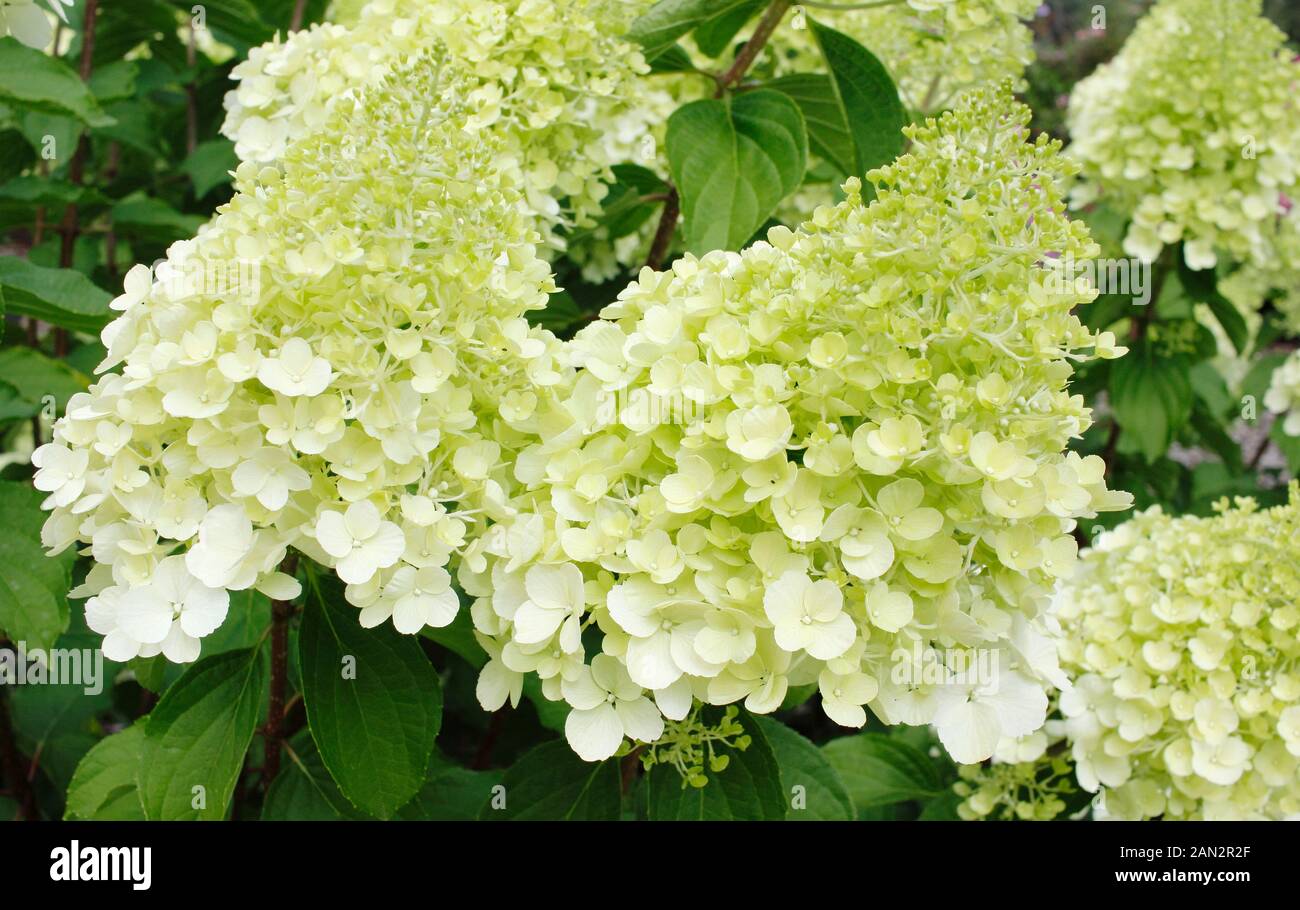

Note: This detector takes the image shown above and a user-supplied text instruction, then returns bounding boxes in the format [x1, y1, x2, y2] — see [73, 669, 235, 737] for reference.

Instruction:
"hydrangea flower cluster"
[221, 0, 649, 251]
[1066, 0, 1300, 271]
[463, 84, 1131, 764]
[33, 52, 568, 662]
[1051, 486, 1300, 820]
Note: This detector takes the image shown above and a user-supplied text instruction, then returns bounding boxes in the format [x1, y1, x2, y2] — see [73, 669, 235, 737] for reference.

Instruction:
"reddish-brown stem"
[645, 186, 679, 271]
[290, 0, 309, 31]
[714, 0, 792, 98]
[620, 745, 645, 795]
[261, 554, 299, 786]
[472, 709, 507, 770]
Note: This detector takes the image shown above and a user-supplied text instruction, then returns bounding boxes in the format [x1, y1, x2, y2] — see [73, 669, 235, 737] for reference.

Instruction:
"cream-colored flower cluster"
[33, 52, 568, 663]
[1067, 0, 1300, 271]
[221, 0, 649, 251]
[1053, 487, 1300, 820]
[463, 84, 1131, 764]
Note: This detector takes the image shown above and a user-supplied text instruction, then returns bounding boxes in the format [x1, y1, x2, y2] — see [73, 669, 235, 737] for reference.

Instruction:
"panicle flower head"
[35, 51, 570, 662]
[465, 83, 1131, 764]
[1066, 0, 1300, 271]
[1053, 485, 1300, 820]
[221, 0, 649, 252]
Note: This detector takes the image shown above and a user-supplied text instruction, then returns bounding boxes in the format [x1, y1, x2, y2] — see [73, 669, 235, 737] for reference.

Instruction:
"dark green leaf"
[809, 19, 906, 176]
[667, 89, 806, 254]
[1110, 341, 1193, 462]
[182, 139, 237, 198]
[693, 0, 765, 57]
[480, 740, 620, 820]
[821, 731, 944, 812]
[262, 732, 370, 821]
[138, 648, 267, 820]
[300, 573, 442, 819]
[0, 346, 91, 415]
[0, 38, 113, 127]
[627, 0, 760, 60]
[0, 480, 71, 651]
[767, 73, 857, 177]
[0, 256, 113, 333]
[754, 715, 854, 820]
[398, 765, 503, 821]
[65, 725, 148, 820]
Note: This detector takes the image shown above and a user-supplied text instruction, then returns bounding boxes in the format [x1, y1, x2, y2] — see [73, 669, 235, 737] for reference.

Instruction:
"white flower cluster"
[462, 84, 1131, 764]
[221, 0, 649, 251]
[1067, 0, 1300, 271]
[34, 51, 567, 662]
[1053, 487, 1300, 820]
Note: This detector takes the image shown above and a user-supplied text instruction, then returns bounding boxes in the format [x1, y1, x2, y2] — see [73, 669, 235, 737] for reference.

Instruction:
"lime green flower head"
[35, 51, 570, 663]
[1054, 485, 1300, 819]
[222, 0, 650, 250]
[1067, 0, 1300, 271]
[464, 82, 1132, 764]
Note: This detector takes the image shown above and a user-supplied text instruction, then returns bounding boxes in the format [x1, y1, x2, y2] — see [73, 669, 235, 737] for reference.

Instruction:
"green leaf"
[646, 709, 785, 819]
[398, 764, 503, 820]
[480, 740, 620, 820]
[0, 256, 113, 333]
[647, 44, 696, 74]
[138, 648, 267, 820]
[0, 38, 113, 127]
[1110, 341, 1193, 462]
[0, 481, 71, 651]
[300, 573, 442, 819]
[808, 19, 907, 177]
[821, 732, 944, 812]
[693, 0, 765, 57]
[918, 789, 963, 820]
[667, 89, 806, 254]
[88, 60, 139, 104]
[0, 346, 91, 415]
[767, 73, 857, 178]
[627, 0, 760, 61]
[181, 139, 238, 198]
[0, 379, 35, 422]
[753, 715, 854, 820]
[111, 195, 206, 244]
[262, 732, 370, 821]
[1180, 261, 1249, 355]
[65, 725, 148, 820]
